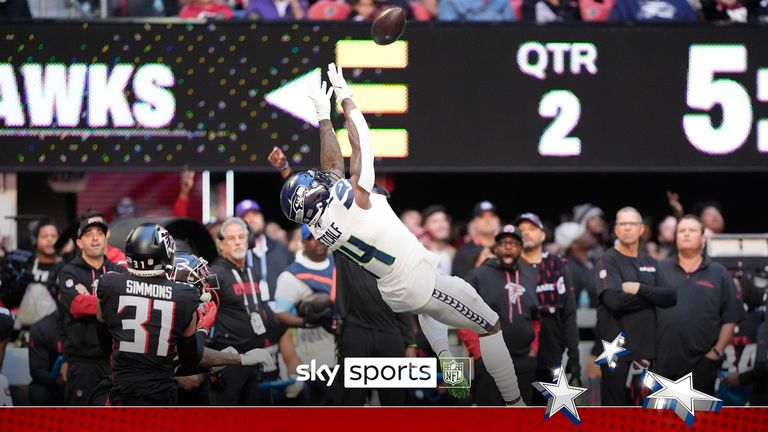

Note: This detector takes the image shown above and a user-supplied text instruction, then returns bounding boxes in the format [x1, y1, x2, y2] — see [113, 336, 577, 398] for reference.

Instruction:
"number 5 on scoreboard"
[538, 90, 582, 157]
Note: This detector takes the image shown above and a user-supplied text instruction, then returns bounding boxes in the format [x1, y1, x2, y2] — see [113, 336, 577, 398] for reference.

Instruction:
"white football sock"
[479, 330, 523, 404]
[418, 314, 451, 357]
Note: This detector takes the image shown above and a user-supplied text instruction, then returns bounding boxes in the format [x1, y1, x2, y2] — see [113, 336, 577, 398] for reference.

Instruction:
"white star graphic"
[532, 366, 588, 425]
[593, 332, 629, 370]
[642, 371, 723, 427]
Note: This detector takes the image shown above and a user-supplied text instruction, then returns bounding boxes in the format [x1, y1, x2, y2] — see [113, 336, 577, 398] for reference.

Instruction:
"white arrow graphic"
[264, 67, 321, 127]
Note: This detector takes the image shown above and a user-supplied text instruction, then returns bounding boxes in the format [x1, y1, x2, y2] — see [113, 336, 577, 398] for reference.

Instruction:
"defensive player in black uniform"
[97, 224, 272, 405]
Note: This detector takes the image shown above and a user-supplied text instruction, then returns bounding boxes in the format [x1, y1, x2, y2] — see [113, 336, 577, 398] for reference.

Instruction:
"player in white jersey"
[279, 64, 524, 405]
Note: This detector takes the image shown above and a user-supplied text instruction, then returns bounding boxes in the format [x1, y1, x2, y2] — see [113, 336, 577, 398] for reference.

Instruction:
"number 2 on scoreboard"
[538, 89, 582, 157]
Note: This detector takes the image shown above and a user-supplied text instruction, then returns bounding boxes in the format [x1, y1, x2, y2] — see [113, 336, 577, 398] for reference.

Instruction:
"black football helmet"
[125, 223, 176, 277]
[170, 251, 220, 294]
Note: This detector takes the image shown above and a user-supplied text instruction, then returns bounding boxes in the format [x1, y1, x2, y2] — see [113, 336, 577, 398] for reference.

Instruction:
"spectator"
[555, 222, 598, 308]
[595, 207, 676, 406]
[608, 0, 699, 21]
[273, 225, 336, 403]
[452, 201, 500, 279]
[701, 0, 758, 21]
[28, 308, 65, 405]
[647, 215, 676, 261]
[179, 0, 234, 18]
[348, 0, 377, 20]
[245, 0, 307, 20]
[516, 213, 581, 397]
[421, 205, 456, 276]
[464, 224, 540, 405]
[58, 215, 127, 405]
[209, 218, 266, 405]
[521, 0, 581, 22]
[287, 226, 303, 255]
[172, 170, 196, 219]
[1, 220, 63, 326]
[656, 215, 744, 396]
[399, 209, 422, 236]
[438, 0, 516, 19]
[573, 203, 610, 264]
[695, 201, 725, 236]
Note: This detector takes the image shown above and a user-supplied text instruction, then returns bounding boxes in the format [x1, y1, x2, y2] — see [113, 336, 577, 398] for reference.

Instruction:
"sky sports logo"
[296, 357, 472, 389]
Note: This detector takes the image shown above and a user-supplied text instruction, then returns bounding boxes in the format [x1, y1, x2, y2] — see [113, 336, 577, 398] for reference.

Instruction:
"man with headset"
[208, 217, 269, 405]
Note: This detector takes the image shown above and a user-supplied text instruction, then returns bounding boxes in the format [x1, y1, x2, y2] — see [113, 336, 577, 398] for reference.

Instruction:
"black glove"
[566, 357, 582, 387]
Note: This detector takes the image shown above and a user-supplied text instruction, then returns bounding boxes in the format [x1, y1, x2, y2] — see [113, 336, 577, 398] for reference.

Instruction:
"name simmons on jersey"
[125, 279, 173, 299]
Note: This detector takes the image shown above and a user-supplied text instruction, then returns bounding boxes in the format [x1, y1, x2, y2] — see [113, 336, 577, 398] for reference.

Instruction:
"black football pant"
[335, 323, 406, 406]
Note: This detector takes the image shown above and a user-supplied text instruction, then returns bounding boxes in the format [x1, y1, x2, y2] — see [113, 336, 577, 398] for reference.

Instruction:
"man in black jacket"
[58, 215, 126, 405]
[596, 207, 676, 406]
[209, 217, 268, 405]
[516, 212, 581, 400]
[656, 215, 744, 396]
[465, 224, 540, 405]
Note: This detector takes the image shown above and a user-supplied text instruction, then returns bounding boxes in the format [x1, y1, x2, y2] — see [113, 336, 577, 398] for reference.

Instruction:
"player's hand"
[621, 282, 640, 295]
[327, 63, 352, 102]
[240, 348, 275, 368]
[196, 301, 218, 334]
[308, 78, 333, 122]
[404, 346, 417, 358]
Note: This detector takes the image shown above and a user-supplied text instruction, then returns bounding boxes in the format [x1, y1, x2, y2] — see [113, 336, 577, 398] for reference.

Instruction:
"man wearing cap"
[516, 212, 581, 400]
[452, 201, 501, 279]
[273, 225, 336, 403]
[464, 224, 540, 405]
[58, 215, 126, 405]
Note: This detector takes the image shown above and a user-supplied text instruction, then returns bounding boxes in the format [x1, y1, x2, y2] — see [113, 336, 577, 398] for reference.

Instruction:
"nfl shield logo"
[442, 360, 464, 386]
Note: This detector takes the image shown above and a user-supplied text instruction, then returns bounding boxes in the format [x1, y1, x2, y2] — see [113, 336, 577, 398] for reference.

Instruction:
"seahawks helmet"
[169, 251, 219, 294]
[280, 169, 338, 225]
[125, 223, 176, 277]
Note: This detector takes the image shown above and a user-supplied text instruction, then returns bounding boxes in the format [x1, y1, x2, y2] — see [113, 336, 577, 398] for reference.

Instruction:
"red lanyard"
[505, 270, 522, 322]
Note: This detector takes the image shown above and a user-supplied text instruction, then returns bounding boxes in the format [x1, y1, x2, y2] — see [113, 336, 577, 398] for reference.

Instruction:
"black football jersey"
[97, 272, 200, 400]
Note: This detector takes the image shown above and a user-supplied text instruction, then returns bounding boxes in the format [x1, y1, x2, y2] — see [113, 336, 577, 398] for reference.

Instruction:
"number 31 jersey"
[97, 272, 200, 398]
[309, 179, 439, 312]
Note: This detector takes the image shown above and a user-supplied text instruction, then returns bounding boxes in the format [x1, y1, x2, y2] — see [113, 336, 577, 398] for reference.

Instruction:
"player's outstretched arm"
[308, 78, 344, 179]
[327, 63, 372, 209]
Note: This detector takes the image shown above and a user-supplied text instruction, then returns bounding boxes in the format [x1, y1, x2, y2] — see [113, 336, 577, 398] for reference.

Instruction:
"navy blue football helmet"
[280, 169, 338, 225]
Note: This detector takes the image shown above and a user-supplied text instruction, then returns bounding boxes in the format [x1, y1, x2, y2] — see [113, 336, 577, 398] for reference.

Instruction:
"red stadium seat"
[579, 0, 615, 21]
[508, 0, 523, 20]
[410, 1, 432, 20]
[307, 0, 352, 20]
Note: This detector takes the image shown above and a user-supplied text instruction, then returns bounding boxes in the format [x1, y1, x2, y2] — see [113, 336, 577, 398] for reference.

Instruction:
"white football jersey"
[309, 179, 438, 311]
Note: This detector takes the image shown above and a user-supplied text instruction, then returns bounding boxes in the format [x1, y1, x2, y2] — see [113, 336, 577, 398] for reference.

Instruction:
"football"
[371, 7, 407, 46]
